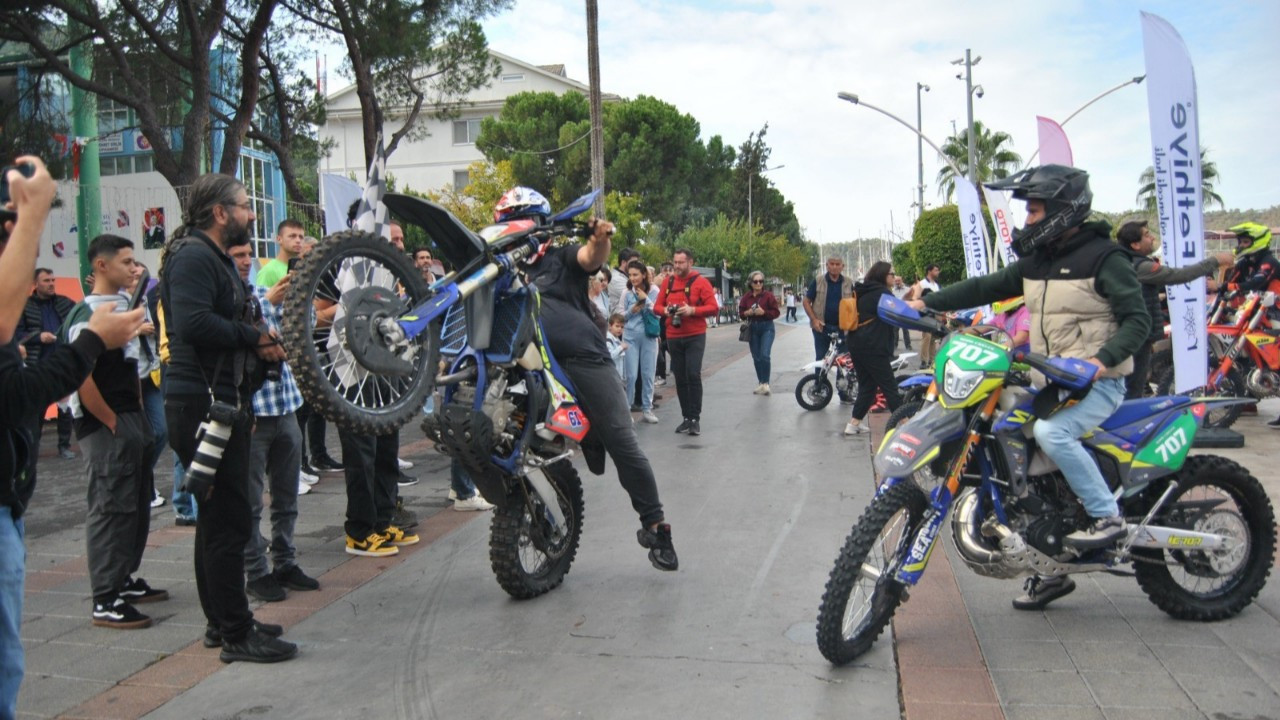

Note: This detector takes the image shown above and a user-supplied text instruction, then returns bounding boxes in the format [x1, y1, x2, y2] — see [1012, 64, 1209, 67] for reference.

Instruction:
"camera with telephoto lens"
[185, 401, 239, 492]
[667, 303, 682, 328]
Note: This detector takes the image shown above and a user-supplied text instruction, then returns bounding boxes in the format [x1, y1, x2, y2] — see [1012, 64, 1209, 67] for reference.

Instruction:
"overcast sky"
[474, 0, 1278, 245]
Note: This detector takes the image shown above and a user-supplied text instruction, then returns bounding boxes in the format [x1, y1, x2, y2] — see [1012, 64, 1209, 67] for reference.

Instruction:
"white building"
[319, 51, 590, 195]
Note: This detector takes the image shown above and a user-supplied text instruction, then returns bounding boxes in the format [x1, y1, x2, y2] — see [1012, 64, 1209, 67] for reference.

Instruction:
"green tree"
[423, 159, 515, 232]
[673, 214, 809, 286]
[727, 124, 802, 245]
[910, 205, 966, 285]
[1136, 146, 1224, 213]
[935, 121, 1023, 202]
[476, 91, 591, 201]
[602, 95, 708, 229]
[891, 241, 917, 283]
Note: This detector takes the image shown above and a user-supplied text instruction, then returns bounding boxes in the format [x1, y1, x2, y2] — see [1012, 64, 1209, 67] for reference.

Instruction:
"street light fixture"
[1022, 75, 1146, 168]
[953, 49, 982, 184]
[837, 92, 963, 179]
[916, 82, 930, 212]
[748, 163, 785, 238]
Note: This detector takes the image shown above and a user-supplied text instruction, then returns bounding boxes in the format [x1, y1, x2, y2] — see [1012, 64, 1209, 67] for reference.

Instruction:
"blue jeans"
[812, 328, 844, 361]
[0, 507, 24, 720]
[160, 371, 196, 520]
[1032, 376, 1126, 518]
[140, 378, 167, 474]
[622, 330, 658, 411]
[450, 460, 478, 501]
[748, 321, 775, 384]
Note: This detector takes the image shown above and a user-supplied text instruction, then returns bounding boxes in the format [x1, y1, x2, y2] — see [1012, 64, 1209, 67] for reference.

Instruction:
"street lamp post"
[951, 50, 982, 184]
[837, 92, 964, 183]
[1022, 75, 1146, 168]
[916, 82, 930, 212]
[748, 163, 785, 238]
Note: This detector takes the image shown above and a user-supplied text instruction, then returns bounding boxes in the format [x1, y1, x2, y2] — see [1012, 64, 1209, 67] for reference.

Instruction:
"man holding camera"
[0, 157, 145, 715]
[653, 248, 716, 436]
[160, 173, 297, 663]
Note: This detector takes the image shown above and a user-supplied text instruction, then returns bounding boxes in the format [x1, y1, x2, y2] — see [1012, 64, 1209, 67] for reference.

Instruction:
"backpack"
[838, 293, 873, 332]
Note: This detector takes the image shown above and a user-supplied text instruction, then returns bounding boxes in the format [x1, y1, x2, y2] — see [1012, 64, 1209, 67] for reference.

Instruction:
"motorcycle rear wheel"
[816, 480, 927, 665]
[795, 374, 834, 410]
[1154, 362, 1246, 429]
[1133, 455, 1276, 621]
[489, 460, 584, 599]
[282, 231, 437, 435]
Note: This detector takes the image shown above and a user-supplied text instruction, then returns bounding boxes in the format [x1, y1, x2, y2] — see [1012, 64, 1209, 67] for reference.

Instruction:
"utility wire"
[494, 128, 592, 156]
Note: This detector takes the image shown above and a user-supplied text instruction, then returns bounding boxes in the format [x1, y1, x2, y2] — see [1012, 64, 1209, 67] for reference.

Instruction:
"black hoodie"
[848, 280, 895, 356]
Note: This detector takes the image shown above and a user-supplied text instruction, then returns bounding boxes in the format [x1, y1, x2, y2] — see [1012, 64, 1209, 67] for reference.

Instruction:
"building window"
[255, 239, 277, 261]
[238, 154, 273, 243]
[98, 97, 131, 135]
[452, 118, 482, 145]
[133, 154, 154, 173]
[500, 73, 525, 83]
[452, 169, 470, 191]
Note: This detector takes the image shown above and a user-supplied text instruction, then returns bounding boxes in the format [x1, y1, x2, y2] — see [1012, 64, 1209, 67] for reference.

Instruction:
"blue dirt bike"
[282, 191, 603, 599]
[815, 294, 1276, 665]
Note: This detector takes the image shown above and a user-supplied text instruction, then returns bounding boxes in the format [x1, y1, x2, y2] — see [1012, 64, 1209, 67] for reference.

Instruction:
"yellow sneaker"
[380, 525, 420, 546]
[345, 532, 400, 557]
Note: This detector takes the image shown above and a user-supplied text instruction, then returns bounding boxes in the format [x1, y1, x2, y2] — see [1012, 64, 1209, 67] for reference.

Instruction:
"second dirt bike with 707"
[815, 294, 1276, 665]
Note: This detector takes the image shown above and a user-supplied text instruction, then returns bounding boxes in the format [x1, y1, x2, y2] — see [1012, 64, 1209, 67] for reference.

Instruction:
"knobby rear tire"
[816, 480, 928, 665]
[489, 461, 584, 600]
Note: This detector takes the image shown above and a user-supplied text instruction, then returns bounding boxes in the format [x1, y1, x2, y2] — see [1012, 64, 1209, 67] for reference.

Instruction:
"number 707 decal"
[944, 340, 1002, 367]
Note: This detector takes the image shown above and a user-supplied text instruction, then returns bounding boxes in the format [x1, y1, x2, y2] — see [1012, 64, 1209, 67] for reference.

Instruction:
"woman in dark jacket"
[843, 261, 902, 435]
[737, 271, 780, 395]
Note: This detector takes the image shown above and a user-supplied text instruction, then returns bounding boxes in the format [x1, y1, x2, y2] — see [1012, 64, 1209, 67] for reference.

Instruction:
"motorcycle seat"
[1099, 396, 1193, 432]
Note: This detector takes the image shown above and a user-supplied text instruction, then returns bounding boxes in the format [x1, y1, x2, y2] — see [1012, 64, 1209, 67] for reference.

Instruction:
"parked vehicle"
[794, 330, 916, 410]
[283, 190, 605, 599]
[816, 294, 1275, 665]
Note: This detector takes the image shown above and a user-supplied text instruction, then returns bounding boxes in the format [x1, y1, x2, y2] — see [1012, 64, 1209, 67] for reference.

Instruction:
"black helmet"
[986, 165, 1092, 257]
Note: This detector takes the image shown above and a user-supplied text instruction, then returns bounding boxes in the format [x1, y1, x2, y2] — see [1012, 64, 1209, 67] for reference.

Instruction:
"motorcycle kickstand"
[1113, 481, 1179, 561]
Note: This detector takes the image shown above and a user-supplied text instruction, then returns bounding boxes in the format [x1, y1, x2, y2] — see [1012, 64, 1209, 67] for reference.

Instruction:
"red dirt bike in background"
[1157, 292, 1280, 429]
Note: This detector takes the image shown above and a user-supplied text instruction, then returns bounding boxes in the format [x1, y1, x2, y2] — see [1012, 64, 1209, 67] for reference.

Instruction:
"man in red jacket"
[654, 248, 717, 436]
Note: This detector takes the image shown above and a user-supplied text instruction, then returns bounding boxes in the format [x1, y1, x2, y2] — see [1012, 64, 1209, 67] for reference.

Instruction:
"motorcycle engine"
[1007, 474, 1084, 558]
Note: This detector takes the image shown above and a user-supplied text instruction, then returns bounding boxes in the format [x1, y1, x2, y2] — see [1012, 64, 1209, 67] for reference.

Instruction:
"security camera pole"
[951, 49, 982, 185]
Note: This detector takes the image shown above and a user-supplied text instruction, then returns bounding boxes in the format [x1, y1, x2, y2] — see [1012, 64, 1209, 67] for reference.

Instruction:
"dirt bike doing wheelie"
[815, 294, 1276, 665]
[282, 190, 606, 599]
[795, 330, 916, 410]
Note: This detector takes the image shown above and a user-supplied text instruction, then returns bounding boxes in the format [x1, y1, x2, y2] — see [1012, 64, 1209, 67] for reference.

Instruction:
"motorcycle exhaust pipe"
[950, 489, 1002, 565]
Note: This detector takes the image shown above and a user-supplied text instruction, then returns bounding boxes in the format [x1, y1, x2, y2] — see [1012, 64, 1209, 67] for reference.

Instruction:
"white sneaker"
[453, 495, 495, 512]
[297, 478, 312, 495]
[760, 383, 771, 396]
[655, 377, 667, 387]
[447, 488, 458, 501]
[843, 421, 868, 436]
[642, 410, 659, 424]
[300, 468, 320, 485]
[753, 384, 765, 395]
[150, 492, 165, 509]
[398, 457, 414, 470]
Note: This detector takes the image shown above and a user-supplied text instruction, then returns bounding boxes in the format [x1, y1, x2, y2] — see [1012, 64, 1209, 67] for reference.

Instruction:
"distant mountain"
[1096, 205, 1280, 233]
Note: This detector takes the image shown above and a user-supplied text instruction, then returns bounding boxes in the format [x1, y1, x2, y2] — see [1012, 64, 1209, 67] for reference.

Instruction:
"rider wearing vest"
[1115, 220, 1232, 400]
[913, 166, 1149, 609]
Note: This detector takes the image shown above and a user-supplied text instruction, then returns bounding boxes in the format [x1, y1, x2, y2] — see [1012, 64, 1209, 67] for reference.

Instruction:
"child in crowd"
[607, 313, 628, 377]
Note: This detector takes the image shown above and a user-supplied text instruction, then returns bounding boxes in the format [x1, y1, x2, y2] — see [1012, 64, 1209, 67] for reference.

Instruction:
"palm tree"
[935, 121, 1023, 202]
[1136, 147, 1223, 212]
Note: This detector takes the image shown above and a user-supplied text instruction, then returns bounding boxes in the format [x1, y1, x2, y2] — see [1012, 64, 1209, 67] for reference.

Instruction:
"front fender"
[800, 359, 825, 373]
[873, 402, 966, 477]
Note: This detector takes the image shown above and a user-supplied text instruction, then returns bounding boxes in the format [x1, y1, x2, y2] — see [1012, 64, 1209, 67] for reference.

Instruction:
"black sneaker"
[397, 471, 419, 487]
[175, 516, 197, 527]
[219, 626, 298, 664]
[119, 577, 169, 604]
[313, 454, 344, 471]
[687, 419, 700, 436]
[1012, 575, 1076, 610]
[674, 419, 692, 434]
[92, 596, 152, 629]
[1065, 516, 1127, 550]
[276, 565, 320, 591]
[630, 405, 642, 413]
[204, 620, 284, 648]
[1267, 416, 1280, 429]
[636, 523, 679, 571]
[393, 497, 419, 529]
[246, 573, 287, 602]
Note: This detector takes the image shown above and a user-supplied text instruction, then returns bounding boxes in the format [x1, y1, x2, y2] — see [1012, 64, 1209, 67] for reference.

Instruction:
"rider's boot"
[637, 523, 679, 571]
[1012, 574, 1076, 610]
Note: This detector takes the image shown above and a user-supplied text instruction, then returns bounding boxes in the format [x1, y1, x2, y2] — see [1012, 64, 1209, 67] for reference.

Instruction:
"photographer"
[0, 157, 144, 715]
[159, 173, 296, 663]
[653, 248, 716, 436]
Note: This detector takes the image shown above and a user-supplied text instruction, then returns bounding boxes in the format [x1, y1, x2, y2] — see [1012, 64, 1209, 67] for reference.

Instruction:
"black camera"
[0, 162, 37, 229]
[667, 304, 682, 328]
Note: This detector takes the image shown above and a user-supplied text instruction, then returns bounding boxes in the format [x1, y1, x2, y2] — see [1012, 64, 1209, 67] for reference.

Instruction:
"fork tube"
[943, 388, 1002, 496]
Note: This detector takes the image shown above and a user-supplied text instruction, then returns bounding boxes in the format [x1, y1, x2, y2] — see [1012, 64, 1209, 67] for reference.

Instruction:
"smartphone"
[129, 268, 150, 311]
[0, 162, 37, 221]
[287, 257, 300, 272]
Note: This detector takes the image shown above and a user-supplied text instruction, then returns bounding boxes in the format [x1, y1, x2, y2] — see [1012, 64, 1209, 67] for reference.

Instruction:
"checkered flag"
[352, 136, 391, 241]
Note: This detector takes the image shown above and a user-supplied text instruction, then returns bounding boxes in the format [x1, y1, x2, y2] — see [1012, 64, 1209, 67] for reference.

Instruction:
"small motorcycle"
[283, 190, 604, 599]
[794, 330, 916, 410]
[815, 294, 1275, 666]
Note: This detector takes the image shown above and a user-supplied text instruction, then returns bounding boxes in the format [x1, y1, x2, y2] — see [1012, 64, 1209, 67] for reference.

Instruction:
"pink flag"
[1036, 116, 1073, 166]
